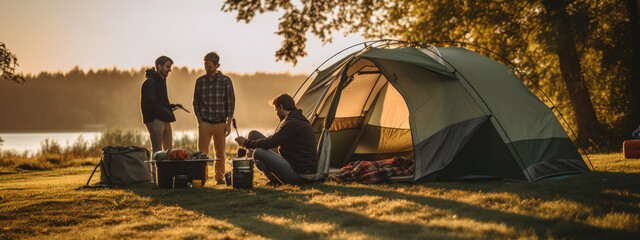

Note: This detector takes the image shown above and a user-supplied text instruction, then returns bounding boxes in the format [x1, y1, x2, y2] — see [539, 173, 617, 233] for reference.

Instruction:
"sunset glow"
[0, 0, 363, 74]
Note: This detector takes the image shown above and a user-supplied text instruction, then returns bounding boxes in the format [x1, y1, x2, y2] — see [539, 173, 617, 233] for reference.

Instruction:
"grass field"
[1, 153, 639, 239]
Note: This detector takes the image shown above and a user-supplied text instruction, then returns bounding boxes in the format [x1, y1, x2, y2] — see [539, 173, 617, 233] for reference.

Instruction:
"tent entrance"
[350, 83, 414, 162]
[312, 59, 414, 168]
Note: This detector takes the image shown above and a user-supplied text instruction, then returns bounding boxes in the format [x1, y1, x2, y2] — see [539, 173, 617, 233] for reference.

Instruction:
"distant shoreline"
[0, 127, 216, 133]
[0, 129, 138, 134]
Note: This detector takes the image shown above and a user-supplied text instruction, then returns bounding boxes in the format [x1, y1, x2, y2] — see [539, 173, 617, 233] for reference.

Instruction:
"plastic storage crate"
[146, 159, 218, 188]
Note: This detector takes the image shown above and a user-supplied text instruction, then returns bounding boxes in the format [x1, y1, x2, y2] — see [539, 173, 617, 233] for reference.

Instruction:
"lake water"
[0, 132, 102, 153]
[0, 129, 268, 153]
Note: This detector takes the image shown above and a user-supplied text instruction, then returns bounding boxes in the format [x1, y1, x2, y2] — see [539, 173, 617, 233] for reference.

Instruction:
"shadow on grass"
[312, 183, 639, 239]
[127, 184, 444, 239]
[125, 171, 640, 239]
[430, 171, 640, 215]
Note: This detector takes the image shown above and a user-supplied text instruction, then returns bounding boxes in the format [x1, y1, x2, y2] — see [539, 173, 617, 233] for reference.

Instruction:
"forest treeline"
[0, 67, 306, 131]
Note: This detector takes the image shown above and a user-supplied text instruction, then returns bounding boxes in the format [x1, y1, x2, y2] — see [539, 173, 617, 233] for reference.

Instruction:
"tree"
[625, 0, 640, 134]
[0, 42, 25, 83]
[540, 0, 604, 145]
[222, 0, 638, 150]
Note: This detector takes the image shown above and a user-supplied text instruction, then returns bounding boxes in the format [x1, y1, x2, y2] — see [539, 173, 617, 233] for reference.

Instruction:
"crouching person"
[234, 94, 318, 185]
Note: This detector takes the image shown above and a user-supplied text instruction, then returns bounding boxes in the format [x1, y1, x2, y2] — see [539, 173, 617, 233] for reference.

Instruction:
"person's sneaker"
[216, 179, 225, 185]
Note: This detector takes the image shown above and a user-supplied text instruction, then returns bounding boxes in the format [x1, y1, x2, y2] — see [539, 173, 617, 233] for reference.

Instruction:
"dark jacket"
[140, 69, 176, 123]
[244, 109, 318, 174]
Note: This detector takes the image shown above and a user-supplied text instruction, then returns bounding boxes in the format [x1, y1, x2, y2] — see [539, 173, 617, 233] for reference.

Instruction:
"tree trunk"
[542, 0, 603, 148]
[626, 0, 640, 131]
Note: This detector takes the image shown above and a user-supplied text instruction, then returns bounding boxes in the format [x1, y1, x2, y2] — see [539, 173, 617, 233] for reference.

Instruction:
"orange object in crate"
[168, 149, 189, 160]
[623, 139, 640, 158]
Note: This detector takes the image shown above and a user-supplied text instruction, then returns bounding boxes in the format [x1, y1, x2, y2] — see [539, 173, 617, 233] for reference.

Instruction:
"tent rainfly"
[294, 41, 590, 182]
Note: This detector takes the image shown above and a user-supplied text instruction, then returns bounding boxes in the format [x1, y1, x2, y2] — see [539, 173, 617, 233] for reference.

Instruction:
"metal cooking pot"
[232, 159, 253, 170]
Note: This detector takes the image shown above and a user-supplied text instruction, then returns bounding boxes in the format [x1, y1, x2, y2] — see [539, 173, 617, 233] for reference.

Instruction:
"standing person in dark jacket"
[235, 94, 318, 185]
[141, 56, 182, 154]
[193, 52, 235, 185]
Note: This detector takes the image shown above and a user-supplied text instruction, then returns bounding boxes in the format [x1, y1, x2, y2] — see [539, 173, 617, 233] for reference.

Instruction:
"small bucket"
[231, 158, 254, 189]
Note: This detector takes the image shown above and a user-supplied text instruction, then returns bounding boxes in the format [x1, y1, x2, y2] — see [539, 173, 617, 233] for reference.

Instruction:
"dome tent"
[294, 40, 590, 182]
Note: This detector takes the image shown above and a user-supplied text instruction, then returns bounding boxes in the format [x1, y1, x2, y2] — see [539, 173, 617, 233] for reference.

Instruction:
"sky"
[0, 0, 364, 75]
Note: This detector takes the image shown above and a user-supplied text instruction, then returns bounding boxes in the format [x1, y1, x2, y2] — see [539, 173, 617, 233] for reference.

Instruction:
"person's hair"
[270, 94, 297, 111]
[155, 56, 173, 68]
[204, 52, 220, 65]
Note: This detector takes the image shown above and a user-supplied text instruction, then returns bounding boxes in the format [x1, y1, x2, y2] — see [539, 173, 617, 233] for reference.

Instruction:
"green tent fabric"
[295, 44, 590, 181]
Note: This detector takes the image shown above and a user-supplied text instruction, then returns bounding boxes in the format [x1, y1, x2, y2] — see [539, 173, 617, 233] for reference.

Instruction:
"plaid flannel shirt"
[327, 157, 415, 183]
[192, 71, 235, 123]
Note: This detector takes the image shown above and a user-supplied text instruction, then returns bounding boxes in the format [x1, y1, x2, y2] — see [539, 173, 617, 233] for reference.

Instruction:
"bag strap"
[85, 157, 102, 186]
[76, 157, 112, 190]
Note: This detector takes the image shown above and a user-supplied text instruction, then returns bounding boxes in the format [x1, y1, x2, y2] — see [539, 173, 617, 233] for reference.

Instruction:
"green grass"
[1, 153, 639, 239]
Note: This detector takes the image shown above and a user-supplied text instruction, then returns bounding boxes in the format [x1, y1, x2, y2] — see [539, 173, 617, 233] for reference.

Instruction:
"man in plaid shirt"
[193, 52, 235, 184]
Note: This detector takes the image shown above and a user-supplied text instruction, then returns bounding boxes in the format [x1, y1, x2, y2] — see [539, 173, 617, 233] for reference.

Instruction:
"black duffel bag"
[80, 146, 151, 188]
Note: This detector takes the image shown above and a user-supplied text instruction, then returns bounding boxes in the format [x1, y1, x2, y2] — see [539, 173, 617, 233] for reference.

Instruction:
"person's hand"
[235, 137, 247, 147]
[170, 103, 184, 111]
[225, 122, 231, 136]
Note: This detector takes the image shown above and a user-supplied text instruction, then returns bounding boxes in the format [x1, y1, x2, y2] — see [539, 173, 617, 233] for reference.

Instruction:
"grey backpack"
[81, 146, 151, 188]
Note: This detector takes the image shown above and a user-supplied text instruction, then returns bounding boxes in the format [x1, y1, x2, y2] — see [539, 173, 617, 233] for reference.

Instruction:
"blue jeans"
[254, 148, 305, 184]
[248, 130, 304, 184]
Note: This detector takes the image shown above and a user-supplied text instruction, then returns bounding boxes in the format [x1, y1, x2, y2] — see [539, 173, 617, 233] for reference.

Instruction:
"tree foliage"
[0, 42, 25, 83]
[223, 0, 639, 151]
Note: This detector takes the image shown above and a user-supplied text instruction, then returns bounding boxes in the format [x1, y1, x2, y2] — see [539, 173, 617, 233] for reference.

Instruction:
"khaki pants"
[198, 121, 227, 181]
[145, 119, 172, 154]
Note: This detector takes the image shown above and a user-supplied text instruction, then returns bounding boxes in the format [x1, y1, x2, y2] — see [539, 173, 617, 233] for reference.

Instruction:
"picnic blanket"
[327, 157, 415, 183]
